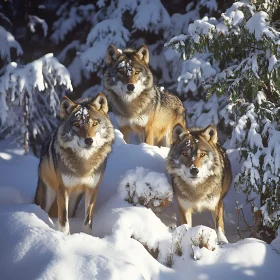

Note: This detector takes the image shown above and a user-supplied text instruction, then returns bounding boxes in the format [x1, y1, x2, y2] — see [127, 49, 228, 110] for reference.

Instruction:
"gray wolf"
[166, 124, 232, 243]
[104, 44, 186, 147]
[35, 93, 114, 234]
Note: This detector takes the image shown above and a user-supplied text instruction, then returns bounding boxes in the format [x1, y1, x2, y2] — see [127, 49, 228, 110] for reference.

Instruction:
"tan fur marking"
[212, 199, 225, 232]
[145, 125, 154, 146]
[193, 158, 202, 168]
[178, 204, 187, 225]
[128, 75, 137, 84]
[179, 204, 192, 226]
[130, 107, 186, 147]
[40, 159, 60, 191]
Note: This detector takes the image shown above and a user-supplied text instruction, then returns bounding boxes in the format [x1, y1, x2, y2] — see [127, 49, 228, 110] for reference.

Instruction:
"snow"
[132, 0, 171, 34]
[1, 128, 280, 279]
[166, 0, 280, 102]
[118, 167, 173, 212]
[75, 106, 89, 122]
[1, 1, 280, 276]
[51, 4, 95, 44]
[245, 12, 277, 41]
[28, 15, 48, 37]
[0, 54, 72, 143]
[184, 94, 220, 127]
[57, 40, 91, 87]
[177, 56, 216, 97]
[0, 26, 23, 62]
[229, 92, 280, 228]
[117, 60, 133, 76]
[188, 17, 215, 43]
[268, 55, 278, 72]
[271, 228, 280, 252]
[0, 53, 72, 99]
[222, 4, 245, 26]
[0, 140, 38, 203]
[169, 13, 195, 37]
[97, 0, 106, 9]
[166, 34, 188, 46]
[81, 19, 130, 72]
[106, 0, 170, 34]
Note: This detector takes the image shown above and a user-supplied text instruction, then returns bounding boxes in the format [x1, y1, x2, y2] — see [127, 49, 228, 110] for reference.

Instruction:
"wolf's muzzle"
[190, 167, 199, 176]
[127, 83, 135, 92]
[84, 137, 93, 146]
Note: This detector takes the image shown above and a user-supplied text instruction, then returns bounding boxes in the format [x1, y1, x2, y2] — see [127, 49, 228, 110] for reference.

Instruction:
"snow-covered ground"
[1, 126, 280, 279]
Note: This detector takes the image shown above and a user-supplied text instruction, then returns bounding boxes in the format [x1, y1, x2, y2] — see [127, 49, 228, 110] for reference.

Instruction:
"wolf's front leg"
[212, 199, 228, 244]
[68, 189, 84, 217]
[83, 187, 99, 235]
[57, 185, 70, 234]
[179, 205, 192, 227]
[145, 126, 154, 146]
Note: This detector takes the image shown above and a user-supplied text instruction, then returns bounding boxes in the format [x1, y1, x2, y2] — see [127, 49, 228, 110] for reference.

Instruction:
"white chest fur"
[62, 172, 101, 189]
[116, 115, 148, 128]
[178, 195, 219, 212]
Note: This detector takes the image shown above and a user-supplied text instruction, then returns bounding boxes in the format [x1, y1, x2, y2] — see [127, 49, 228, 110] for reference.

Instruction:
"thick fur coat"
[35, 93, 114, 234]
[104, 44, 186, 147]
[166, 124, 232, 243]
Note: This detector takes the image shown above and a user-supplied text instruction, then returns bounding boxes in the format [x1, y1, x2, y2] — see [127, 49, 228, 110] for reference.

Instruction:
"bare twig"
[235, 201, 258, 239]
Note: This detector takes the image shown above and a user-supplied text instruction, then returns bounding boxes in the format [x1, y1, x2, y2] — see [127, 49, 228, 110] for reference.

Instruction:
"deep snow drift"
[0, 129, 280, 280]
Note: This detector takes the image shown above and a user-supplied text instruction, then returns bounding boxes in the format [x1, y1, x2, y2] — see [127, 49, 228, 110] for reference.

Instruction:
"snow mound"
[0, 186, 24, 204]
[160, 225, 217, 267]
[0, 204, 155, 280]
[118, 167, 173, 212]
[1, 132, 280, 279]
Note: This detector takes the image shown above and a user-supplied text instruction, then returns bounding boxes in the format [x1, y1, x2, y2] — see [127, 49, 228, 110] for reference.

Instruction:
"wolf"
[35, 92, 114, 235]
[104, 44, 186, 147]
[166, 124, 232, 243]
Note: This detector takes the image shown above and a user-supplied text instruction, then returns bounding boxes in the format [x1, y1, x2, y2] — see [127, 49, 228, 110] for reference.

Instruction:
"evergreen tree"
[51, 0, 225, 96]
[0, 2, 72, 154]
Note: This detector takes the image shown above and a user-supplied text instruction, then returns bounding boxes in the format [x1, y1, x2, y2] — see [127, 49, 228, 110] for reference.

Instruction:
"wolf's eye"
[92, 121, 98, 126]
[182, 151, 188, 157]
[119, 70, 125, 75]
[200, 152, 206, 157]
[135, 71, 140, 75]
[73, 123, 80, 128]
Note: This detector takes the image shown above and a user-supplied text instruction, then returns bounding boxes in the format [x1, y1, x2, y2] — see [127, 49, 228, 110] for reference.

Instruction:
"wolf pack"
[35, 44, 232, 244]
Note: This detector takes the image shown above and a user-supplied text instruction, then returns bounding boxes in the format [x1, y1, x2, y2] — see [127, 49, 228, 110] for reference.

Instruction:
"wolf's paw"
[57, 223, 70, 235]
[217, 227, 228, 245]
[83, 224, 92, 235]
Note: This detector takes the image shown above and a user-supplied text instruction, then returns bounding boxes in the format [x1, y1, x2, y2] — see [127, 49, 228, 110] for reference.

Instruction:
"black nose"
[84, 138, 93, 146]
[127, 83, 135, 92]
[190, 167, 199, 176]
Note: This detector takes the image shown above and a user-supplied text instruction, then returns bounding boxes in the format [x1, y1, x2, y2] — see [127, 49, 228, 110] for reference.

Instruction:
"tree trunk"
[23, 92, 29, 154]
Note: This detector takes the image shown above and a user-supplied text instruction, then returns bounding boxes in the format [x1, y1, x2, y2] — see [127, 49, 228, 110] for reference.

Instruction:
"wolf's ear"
[90, 92, 109, 114]
[60, 96, 77, 119]
[172, 124, 187, 143]
[201, 124, 218, 144]
[106, 45, 122, 64]
[136, 44, 149, 64]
